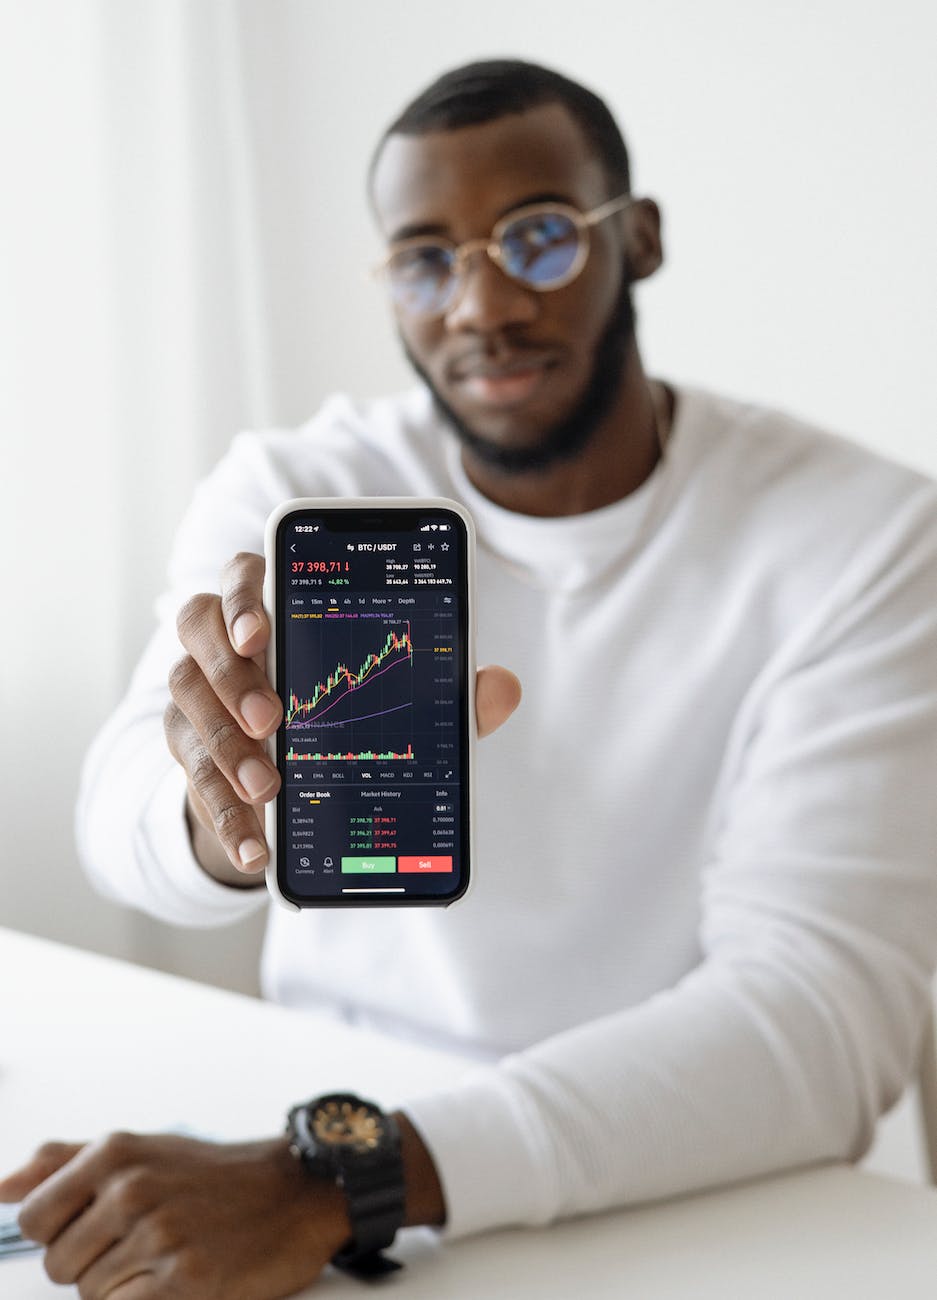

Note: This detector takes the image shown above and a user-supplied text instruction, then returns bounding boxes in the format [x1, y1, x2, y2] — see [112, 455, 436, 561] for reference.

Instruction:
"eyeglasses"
[376, 194, 632, 320]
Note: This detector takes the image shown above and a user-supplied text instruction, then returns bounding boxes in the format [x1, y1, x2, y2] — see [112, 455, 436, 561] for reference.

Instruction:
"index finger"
[0, 1142, 84, 1204]
[0, 1144, 85, 1232]
[16, 1133, 143, 1246]
[219, 552, 268, 658]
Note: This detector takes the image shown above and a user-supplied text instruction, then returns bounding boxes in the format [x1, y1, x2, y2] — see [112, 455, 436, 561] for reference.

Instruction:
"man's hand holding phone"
[164, 548, 520, 890]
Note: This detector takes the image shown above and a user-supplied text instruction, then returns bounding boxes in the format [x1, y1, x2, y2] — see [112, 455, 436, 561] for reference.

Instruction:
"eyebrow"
[387, 191, 579, 244]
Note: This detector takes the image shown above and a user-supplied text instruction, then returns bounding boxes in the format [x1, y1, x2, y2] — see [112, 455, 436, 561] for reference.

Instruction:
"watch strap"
[333, 1247, 404, 1279]
[335, 1145, 406, 1260]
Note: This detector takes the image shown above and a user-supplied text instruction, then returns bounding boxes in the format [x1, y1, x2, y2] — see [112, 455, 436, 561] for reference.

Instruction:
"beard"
[403, 276, 636, 475]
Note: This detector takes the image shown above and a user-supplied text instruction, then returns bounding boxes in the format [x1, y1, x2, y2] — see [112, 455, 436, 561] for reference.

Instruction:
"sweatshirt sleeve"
[74, 432, 293, 927]
[75, 620, 269, 926]
[404, 488, 937, 1238]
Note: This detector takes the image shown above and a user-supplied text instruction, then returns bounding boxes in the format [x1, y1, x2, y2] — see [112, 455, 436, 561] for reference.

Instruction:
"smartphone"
[263, 498, 476, 909]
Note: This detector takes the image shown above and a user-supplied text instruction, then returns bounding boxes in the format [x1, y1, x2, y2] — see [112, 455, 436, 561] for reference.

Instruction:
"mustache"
[447, 345, 560, 381]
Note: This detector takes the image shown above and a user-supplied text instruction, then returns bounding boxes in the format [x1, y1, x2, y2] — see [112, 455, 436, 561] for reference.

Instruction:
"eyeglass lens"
[499, 210, 580, 283]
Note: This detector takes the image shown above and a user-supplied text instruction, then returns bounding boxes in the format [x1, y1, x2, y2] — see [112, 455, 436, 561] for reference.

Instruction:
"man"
[4, 57, 937, 1297]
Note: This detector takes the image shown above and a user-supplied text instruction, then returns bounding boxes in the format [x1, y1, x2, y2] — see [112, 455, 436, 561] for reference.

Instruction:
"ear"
[625, 198, 664, 281]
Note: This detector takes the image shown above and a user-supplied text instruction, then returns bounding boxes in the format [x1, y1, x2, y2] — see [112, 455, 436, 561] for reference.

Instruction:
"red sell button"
[398, 856, 453, 874]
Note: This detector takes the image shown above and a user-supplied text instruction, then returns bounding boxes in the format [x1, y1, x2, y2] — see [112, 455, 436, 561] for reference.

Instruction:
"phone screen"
[268, 501, 473, 906]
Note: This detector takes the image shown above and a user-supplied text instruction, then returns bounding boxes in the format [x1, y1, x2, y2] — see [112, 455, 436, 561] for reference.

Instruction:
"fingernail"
[241, 691, 280, 735]
[232, 611, 263, 650]
[238, 838, 267, 872]
[237, 757, 277, 800]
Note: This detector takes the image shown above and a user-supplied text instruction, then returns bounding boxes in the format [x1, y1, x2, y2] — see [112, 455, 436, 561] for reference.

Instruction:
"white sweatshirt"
[77, 384, 937, 1238]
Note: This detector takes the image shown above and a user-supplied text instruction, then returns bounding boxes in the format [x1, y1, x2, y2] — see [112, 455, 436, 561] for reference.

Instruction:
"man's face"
[370, 103, 633, 473]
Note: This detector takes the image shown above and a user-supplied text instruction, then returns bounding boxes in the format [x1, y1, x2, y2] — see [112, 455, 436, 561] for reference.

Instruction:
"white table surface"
[3, 925, 937, 1298]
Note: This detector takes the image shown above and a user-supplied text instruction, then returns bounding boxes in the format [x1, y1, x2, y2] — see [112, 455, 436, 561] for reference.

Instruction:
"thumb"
[475, 665, 522, 739]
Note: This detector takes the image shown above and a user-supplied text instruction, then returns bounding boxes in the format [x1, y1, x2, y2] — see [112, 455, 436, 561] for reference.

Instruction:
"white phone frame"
[262, 497, 477, 911]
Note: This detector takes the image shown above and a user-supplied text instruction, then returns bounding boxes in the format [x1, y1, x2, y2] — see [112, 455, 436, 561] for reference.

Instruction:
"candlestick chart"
[285, 620, 415, 761]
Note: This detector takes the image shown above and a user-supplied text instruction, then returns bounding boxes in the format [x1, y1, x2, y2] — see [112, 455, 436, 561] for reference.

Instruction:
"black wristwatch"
[286, 1092, 406, 1279]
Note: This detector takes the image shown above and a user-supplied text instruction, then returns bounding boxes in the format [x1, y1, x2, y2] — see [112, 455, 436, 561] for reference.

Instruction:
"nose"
[442, 250, 539, 334]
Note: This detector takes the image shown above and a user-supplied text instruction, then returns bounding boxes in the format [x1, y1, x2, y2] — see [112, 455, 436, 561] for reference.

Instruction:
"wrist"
[270, 1136, 354, 1259]
[394, 1111, 446, 1228]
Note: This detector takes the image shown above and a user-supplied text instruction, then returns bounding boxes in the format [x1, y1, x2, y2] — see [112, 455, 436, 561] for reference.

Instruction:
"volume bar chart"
[286, 743, 415, 762]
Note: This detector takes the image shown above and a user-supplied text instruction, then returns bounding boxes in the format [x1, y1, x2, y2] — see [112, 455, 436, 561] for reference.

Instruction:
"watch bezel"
[288, 1093, 396, 1172]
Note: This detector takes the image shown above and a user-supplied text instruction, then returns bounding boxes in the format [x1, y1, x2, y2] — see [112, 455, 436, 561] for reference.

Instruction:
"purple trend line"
[288, 652, 411, 727]
[291, 701, 413, 730]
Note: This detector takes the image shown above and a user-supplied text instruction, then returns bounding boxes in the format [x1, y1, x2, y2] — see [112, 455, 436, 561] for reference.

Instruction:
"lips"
[449, 350, 557, 409]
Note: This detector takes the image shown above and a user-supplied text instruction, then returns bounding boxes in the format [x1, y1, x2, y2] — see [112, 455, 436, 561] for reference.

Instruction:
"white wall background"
[1, 0, 935, 1172]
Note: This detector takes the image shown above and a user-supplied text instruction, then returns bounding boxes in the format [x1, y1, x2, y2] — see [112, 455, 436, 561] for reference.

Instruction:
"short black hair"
[372, 58, 631, 194]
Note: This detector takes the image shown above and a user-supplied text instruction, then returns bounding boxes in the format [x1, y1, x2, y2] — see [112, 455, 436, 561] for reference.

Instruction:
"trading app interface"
[276, 509, 469, 903]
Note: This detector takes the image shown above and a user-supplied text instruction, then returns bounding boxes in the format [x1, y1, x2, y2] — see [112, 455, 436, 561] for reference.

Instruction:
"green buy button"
[341, 856, 396, 874]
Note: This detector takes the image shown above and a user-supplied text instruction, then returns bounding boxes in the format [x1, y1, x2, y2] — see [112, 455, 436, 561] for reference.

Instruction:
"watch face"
[313, 1099, 385, 1154]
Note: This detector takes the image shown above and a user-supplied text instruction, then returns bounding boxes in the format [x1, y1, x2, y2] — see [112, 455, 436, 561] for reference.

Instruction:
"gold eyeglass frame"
[375, 193, 633, 318]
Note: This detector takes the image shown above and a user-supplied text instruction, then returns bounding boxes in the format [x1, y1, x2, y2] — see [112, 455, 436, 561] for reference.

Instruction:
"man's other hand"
[0, 1133, 350, 1299]
[164, 551, 521, 886]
